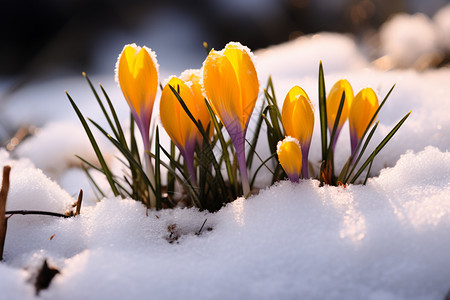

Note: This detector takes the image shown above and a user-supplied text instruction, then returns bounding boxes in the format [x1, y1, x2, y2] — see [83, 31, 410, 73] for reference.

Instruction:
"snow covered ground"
[1, 5, 450, 300]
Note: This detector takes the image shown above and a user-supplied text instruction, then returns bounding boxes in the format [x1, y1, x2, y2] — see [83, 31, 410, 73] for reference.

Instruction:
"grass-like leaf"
[249, 152, 277, 188]
[66, 91, 120, 196]
[322, 91, 346, 184]
[204, 99, 237, 198]
[327, 91, 345, 155]
[363, 160, 373, 185]
[75, 155, 104, 174]
[318, 62, 328, 163]
[99, 84, 128, 148]
[343, 122, 379, 183]
[166, 141, 176, 197]
[82, 73, 119, 139]
[158, 146, 202, 208]
[246, 139, 276, 188]
[350, 111, 411, 183]
[88, 118, 156, 197]
[168, 85, 230, 203]
[154, 126, 162, 210]
[350, 84, 395, 159]
[246, 101, 265, 169]
[80, 163, 105, 199]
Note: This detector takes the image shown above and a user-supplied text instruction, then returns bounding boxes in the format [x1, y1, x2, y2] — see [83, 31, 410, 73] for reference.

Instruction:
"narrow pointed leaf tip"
[326, 79, 354, 132]
[277, 136, 302, 183]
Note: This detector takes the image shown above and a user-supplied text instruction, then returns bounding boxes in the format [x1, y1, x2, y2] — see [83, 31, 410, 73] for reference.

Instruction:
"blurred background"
[1, 0, 448, 85]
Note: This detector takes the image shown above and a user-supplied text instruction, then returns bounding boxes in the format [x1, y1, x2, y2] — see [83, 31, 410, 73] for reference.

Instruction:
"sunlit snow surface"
[1, 8, 450, 300]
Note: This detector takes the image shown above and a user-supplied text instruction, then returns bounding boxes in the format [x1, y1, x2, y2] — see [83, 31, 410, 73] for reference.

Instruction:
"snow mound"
[14, 122, 111, 179]
[0, 150, 74, 213]
[434, 4, 450, 51]
[1, 147, 449, 299]
[255, 33, 368, 80]
[379, 13, 440, 68]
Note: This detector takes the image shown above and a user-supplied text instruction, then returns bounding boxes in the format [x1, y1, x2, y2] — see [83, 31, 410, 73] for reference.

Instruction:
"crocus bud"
[180, 69, 212, 143]
[115, 43, 159, 152]
[348, 87, 379, 154]
[281, 86, 314, 178]
[326, 79, 353, 149]
[160, 75, 210, 184]
[115, 43, 159, 208]
[277, 136, 302, 183]
[202, 42, 259, 196]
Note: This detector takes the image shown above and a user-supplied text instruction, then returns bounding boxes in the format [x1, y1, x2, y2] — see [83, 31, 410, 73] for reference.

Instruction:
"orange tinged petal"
[180, 69, 212, 141]
[326, 79, 354, 131]
[277, 136, 302, 182]
[116, 44, 159, 119]
[203, 49, 242, 128]
[223, 43, 259, 127]
[281, 86, 314, 147]
[202, 42, 259, 132]
[160, 77, 197, 151]
[349, 87, 379, 141]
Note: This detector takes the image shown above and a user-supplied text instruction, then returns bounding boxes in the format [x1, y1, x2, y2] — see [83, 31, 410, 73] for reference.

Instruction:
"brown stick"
[75, 189, 83, 216]
[0, 166, 11, 261]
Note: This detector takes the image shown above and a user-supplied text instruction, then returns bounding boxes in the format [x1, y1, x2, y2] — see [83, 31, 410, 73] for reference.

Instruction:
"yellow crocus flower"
[160, 76, 210, 184]
[115, 43, 159, 208]
[326, 79, 354, 149]
[277, 136, 302, 183]
[348, 87, 379, 154]
[203, 42, 259, 133]
[202, 42, 259, 196]
[281, 86, 314, 178]
[115, 43, 159, 151]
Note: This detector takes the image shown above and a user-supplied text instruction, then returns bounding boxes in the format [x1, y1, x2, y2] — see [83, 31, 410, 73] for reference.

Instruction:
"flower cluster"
[68, 42, 409, 212]
[274, 68, 409, 185]
[114, 42, 259, 208]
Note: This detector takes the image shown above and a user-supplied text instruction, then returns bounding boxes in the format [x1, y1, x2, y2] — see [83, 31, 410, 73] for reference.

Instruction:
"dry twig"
[0, 166, 11, 261]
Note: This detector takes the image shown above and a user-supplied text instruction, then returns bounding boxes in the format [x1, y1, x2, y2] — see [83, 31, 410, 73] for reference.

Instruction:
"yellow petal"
[160, 77, 196, 150]
[180, 69, 212, 141]
[203, 49, 242, 128]
[281, 86, 314, 146]
[277, 136, 302, 180]
[326, 79, 354, 130]
[116, 44, 158, 119]
[349, 87, 379, 140]
[203, 42, 259, 132]
[223, 42, 259, 128]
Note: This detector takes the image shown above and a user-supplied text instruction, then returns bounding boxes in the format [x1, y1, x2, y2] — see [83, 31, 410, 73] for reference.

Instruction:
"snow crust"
[1, 5, 450, 300]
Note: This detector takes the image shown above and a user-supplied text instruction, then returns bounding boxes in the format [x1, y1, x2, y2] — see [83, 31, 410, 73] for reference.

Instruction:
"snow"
[434, 4, 450, 51]
[379, 13, 439, 68]
[378, 5, 450, 69]
[1, 5, 450, 300]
